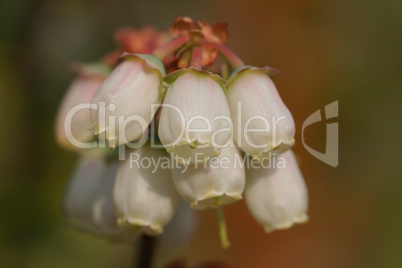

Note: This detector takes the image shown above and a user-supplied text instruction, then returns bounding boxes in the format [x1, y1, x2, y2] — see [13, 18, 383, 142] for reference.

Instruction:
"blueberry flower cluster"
[56, 17, 308, 247]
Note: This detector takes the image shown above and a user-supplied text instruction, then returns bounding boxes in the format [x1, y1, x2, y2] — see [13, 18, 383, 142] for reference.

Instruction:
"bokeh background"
[1, 0, 401, 267]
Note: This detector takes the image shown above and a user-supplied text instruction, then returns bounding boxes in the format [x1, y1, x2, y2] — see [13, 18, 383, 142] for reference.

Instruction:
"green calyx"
[163, 67, 226, 87]
[120, 53, 166, 76]
[227, 65, 282, 87]
[163, 67, 227, 95]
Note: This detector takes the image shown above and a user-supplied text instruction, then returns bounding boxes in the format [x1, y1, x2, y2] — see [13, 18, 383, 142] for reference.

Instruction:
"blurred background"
[1, 0, 401, 267]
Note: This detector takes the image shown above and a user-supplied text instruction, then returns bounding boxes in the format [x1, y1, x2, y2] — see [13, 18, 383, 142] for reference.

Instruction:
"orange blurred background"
[0, 0, 401, 267]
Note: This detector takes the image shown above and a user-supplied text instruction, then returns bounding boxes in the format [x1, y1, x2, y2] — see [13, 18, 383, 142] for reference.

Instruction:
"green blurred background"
[1, 0, 401, 267]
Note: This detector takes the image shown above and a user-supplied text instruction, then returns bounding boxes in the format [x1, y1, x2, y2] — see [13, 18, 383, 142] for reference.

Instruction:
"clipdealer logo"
[302, 101, 339, 167]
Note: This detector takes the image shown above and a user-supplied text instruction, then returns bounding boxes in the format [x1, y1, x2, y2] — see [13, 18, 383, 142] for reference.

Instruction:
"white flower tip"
[263, 213, 309, 233]
[117, 218, 164, 236]
[87, 123, 97, 135]
[168, 143, 221, 164]
[250, 139, 295, 159]
[190, 193, 243, 210]
[106, 130, 116, 140]
[92, 121, 106, 136]
[296, 213, 309, 224]
[270, 139, 295, 154]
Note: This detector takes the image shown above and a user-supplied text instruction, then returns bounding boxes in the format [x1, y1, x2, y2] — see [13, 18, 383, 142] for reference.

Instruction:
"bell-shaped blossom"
[63, 150, 139, 243]
[171, 144, 245, 210]
[55, 65, 108, 150]
[159, 68, 231, 164]
[245, 150, 308, 232]
[227, 67, 295, 159]
[113, 145, 179, 235]
[91, 54, 165, 146]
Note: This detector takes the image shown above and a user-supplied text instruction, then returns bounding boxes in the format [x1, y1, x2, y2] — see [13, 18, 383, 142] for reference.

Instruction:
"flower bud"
[227, 67, 295, 158]
[55, 65, 108, 150]
[171, 144, 245, 210]
[245, 150, 309, 232]
[91, 54, 165, 146]
[159, 68, 231, 164]
[113, 145, 179, 235]
[63, 150, 139, 243]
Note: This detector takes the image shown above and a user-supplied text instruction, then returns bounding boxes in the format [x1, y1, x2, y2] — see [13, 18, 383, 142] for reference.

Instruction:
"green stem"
[215, 206, 230, 249]
[135, 234, 156, 268]
[152, 35, 189, 60]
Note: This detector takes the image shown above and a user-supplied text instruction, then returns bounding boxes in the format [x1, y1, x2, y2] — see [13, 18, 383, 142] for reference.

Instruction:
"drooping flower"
[171, 143, 245, 210]
[57, 17, 312, 250]
[113, 144, 179, 235]
[158, 68, 231, 164]
[245, 150, 309, 232]
[227, 67, 295, 159]
[55, 64, 109, 150]
[91, 53, 165, 146]
[63, 149, 139, 243]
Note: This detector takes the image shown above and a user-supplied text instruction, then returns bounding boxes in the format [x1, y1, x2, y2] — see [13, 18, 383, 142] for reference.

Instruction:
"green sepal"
[227, 65, 282, 87]
[163, 67, 227, 95]
[119, 53, 166, 76]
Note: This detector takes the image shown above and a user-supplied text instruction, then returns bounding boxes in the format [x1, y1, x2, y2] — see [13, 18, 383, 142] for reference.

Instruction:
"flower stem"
[215, 206, 230, 249]
[134, 234, 156, 268]
[212, 42, 244, 68]
[152, 35, 189, 60]
[190, 46, 203, 69]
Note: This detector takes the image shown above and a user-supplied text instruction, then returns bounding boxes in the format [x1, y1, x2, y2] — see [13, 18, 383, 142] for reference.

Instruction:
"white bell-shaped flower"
[113, 145, 179, 236]
[227, 67, 295, 159]
[158, 68, 231, 164]
[55, 64, 108, 150]
[171, 144, 245, 210]
[91, 54, 165, 146]
[245, 150, 309, 232]
[63, 150, 139, 243]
